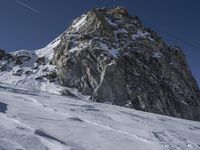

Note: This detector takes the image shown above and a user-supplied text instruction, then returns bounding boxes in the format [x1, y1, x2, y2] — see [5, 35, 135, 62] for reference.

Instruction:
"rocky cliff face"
[52, 7, 200, 120]
[1, 7, 200, 121]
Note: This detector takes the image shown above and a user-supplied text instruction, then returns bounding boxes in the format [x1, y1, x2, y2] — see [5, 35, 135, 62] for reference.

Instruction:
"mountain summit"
[0, 7, 200, 121]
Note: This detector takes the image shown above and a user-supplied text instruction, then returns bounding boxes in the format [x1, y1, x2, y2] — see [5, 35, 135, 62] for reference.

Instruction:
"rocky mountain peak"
[94, 6, 128, 14]
[52, 7, 200, 121]
[1, 7, 200, 121]
[61, 6, 144, 42]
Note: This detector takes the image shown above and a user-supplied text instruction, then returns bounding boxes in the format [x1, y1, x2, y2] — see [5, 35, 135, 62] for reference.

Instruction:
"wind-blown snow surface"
[0, 83, 200, 150]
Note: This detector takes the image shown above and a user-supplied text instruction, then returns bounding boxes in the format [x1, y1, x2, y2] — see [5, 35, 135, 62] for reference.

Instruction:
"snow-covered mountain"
[0, 7, 200, 121]
[0, 37, 62, 94]
[0, 82, 200, 150]
[0, 7, 200, 149]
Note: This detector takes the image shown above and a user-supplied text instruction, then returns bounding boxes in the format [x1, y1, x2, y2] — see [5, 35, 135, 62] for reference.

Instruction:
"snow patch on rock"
[132, 30, 150, 40]
[71, 15, 87, 31]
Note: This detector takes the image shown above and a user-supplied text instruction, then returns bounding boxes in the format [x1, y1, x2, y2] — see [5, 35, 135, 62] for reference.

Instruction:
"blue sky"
[0, 0, 199, 86]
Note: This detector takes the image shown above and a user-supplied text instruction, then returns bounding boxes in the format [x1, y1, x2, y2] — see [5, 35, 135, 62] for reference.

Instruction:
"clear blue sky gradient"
[0, 0, 199, 86]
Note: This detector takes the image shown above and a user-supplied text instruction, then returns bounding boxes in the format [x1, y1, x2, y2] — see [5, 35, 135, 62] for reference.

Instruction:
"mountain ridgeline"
[1, 7, 200, 121]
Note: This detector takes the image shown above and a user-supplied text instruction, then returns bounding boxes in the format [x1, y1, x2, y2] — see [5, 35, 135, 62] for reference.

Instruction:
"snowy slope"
[0, 82, 200, 150]
[0, 36, 66, 95]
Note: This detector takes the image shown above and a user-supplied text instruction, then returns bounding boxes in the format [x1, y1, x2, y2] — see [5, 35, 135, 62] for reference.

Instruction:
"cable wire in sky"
[15, 0, 39, 14]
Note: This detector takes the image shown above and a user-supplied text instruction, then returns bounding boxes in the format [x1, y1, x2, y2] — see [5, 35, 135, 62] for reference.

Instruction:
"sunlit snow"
[0, 83, 199, 150]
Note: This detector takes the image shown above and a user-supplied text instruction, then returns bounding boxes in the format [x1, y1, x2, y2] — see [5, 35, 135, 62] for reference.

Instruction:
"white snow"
[114, 29, 129, 41]
[0, 83, 200, 150]
[11, 49, 31, 57]
[114, 29, 128, 34]
[69, 40, 90, 53]
[132, 30, 150, 40]
[36, 36, 61, 60]
[98, 42, 119, 58]
[98, 42, 108, 50]
[109, 48, 119, 58]
[0, 20, 200, 150]
[152, 52, 163, 58]
[71, 15, 87, 31]
[0, 36, 63, 95]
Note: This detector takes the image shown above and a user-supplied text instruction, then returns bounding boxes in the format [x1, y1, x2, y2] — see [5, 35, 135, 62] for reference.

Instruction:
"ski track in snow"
[0, 83, 200, 150]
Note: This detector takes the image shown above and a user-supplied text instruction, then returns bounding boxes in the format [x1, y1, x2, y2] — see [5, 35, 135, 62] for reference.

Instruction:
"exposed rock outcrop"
[52, 7, 200, 120]
[0, 49, 6, 59]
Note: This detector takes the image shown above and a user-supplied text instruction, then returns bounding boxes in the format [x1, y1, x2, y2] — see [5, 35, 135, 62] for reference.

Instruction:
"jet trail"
[15, 0, 40, 14]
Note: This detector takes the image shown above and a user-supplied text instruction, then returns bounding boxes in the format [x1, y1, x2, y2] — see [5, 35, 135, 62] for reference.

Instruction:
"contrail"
[15, 0, 40, 14]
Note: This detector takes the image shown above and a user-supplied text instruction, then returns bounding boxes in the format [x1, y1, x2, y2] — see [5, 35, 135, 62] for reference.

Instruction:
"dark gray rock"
[60, 89, 77, 98]
[24, 70, 33, 76]
[14, 58, 23, 65]
[4, 53, 14, 61]
[0, 102, 7, 113]
[0, 64, 7, 71]
[12, 68, 24, 76]
[36, 57, 45, 65]
[0, 49, 13, 61]
[45, 71, 58, 82]
[13, 50, 32, 65]
[0, 49, 6, 59]
[51, 7, 200, 121]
